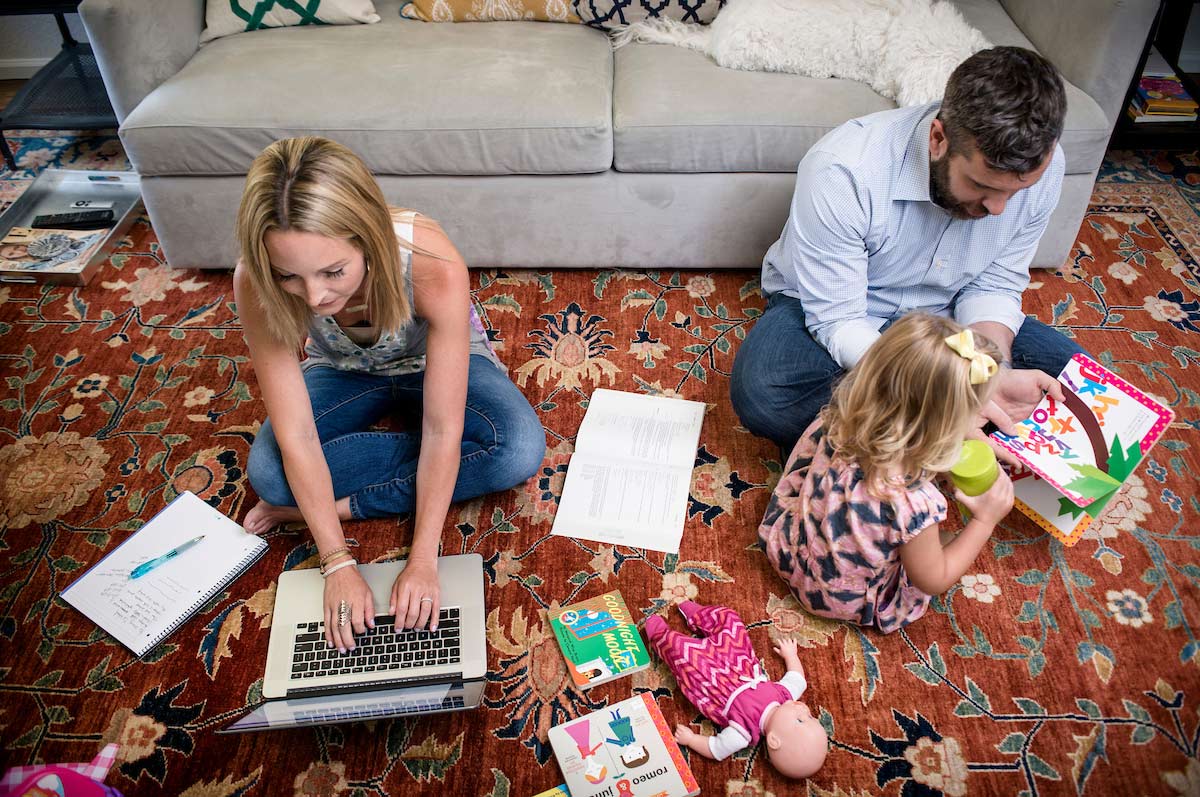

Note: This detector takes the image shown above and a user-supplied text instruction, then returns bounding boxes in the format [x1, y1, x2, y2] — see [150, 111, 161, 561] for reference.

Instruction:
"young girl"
[758, 313, 1014, 633]
[234, 137, 545, 652]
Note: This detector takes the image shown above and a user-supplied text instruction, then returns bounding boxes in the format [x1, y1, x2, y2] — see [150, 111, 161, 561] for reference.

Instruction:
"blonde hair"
[236, 136, 436, 345]
[820, 313, 1002, 494]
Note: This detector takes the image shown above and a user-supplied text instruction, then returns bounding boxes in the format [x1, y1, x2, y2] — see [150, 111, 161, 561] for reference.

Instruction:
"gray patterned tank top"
[302, 212, 499, 376]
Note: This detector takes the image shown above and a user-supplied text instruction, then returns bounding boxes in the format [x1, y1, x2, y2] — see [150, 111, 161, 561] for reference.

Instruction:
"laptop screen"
[219, 680, 485, 733]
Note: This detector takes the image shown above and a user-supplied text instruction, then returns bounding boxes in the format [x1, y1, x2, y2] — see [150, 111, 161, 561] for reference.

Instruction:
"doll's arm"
[675, 724, 749, 761]
[773, 637, 804, 675]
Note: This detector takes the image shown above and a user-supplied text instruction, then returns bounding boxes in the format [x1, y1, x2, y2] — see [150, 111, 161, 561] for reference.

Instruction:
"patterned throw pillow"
[201, 0, 381, 44]
[573, 0, 724, 30]
[399, 0, 578, 22]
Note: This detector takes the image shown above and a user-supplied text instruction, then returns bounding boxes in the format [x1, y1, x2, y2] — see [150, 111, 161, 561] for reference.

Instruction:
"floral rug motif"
[1, 131, 1199, 797]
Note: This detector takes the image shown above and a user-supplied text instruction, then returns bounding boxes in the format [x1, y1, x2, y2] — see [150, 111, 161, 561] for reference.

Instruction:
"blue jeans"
[247, 355, 546, 519]
[730, 293, 1087, 449]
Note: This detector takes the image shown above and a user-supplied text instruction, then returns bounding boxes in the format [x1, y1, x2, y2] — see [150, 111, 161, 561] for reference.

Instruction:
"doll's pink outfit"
[645, 601, 807, 760]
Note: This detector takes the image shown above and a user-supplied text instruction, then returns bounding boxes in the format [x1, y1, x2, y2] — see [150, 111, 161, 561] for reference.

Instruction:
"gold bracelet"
[319, 545, 351, 566]
[319, 551, 354, 574]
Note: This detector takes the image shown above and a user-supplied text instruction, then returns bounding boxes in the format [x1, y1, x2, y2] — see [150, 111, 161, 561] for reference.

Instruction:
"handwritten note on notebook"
[60, 491, 267, 656]
[551, 389, 706, 553]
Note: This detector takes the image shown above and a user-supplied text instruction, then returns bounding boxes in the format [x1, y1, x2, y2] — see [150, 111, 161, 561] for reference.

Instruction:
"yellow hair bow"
[944, 330, 998, 385]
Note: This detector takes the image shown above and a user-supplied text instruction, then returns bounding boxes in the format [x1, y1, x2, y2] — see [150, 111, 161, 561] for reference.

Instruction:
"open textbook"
[552, 389, 706, 554]
[990, 354, 1173, 546]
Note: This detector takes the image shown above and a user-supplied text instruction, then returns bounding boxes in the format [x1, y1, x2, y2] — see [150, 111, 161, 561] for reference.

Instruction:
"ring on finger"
[337, 599, 350, 627]
[419, 597, 434, 603]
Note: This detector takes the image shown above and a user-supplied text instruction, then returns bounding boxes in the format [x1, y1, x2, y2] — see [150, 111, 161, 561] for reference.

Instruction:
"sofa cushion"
[200, 0, 380, 44]
[575, 0, 723, 31]
[122, 4, 612, 177]
[614, 0, 1110, 174]
[399, 0, 578, 23]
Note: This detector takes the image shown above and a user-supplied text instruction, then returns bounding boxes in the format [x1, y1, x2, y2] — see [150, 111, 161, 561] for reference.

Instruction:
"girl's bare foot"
[243, 500, 304, 533]
[243, 497, 355, 534]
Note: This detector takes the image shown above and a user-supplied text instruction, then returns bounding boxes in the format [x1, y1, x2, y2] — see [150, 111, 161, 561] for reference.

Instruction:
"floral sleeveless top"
[303, 212, 499, 376]
[757, 419, 949, 634]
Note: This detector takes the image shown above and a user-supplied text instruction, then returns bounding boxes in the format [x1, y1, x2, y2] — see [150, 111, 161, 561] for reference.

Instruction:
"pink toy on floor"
[645, 601, 828, 779]
[0, 744, 122, 797]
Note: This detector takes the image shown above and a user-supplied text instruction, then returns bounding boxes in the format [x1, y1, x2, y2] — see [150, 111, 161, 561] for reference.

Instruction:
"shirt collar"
[894, 105, 939, 202]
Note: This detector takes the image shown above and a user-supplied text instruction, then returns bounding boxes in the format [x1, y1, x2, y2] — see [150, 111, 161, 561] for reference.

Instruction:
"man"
[731, 46, 1083, 455]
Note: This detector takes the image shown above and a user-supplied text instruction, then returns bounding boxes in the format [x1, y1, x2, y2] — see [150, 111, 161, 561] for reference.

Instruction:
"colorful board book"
[990, 354, 1173, 546]
[548, 692, 700, 797]
[550, 591, 650, 689]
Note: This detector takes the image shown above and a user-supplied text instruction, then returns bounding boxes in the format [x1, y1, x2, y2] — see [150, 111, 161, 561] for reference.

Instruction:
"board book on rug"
[990, 354, 1173, 546]
[548, 692, 700, 797]
[60, 491, 268, 656]
[549, 591, 650, 690]
[551, 389, 706, 554]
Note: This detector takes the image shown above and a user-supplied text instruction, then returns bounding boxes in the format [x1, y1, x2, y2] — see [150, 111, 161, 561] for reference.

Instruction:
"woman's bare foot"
[243, 500, 304, 534]
[243, 497, 355, 534]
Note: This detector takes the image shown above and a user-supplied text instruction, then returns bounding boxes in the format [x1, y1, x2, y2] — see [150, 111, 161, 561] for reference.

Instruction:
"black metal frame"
[0, 4, 118, 170]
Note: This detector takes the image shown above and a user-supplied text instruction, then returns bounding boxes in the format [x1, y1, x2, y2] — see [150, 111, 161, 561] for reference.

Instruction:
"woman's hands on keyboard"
[391, 557, 441, 632]
[324, 566, 376, 653]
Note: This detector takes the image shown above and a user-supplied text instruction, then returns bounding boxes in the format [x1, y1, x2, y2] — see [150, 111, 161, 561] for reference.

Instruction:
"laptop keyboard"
[290, 608, 461, 680]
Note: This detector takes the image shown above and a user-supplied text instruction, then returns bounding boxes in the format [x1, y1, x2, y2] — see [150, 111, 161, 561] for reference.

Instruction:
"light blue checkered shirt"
[761, 102, 1065, 369]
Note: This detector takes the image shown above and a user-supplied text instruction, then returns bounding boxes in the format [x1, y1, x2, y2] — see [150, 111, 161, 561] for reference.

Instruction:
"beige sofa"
[80, 0, 1156, 270]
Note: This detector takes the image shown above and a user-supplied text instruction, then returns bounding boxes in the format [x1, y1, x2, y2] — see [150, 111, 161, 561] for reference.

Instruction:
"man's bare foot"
[242, 497, 355, 534]
[243, 500, 304, 534]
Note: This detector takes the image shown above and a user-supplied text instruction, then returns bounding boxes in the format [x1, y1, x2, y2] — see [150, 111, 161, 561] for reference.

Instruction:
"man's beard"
[929, 155, 981, 220]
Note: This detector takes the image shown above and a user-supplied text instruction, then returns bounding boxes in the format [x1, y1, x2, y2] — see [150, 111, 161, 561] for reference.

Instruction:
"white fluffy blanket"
[611, 0, 990, 106]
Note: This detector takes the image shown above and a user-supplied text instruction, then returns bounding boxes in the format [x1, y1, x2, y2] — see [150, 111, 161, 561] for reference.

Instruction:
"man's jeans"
[247, 354, 546, 519]
[730, 293, 1086, 449]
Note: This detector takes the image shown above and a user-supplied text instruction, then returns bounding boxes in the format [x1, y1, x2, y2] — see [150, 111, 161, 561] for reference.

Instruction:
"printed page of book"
[552, 390, 705, 554]
[60, 492, 265, 655]
[548, 692, 699, 797]
[990, 355, 1172, 508]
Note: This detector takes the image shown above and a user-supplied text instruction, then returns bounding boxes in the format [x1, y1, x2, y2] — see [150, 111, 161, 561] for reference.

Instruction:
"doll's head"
[764, 700, 829, 779]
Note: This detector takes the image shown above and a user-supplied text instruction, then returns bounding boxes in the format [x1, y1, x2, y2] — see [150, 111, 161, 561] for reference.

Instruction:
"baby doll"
[645, 601, 828, 779]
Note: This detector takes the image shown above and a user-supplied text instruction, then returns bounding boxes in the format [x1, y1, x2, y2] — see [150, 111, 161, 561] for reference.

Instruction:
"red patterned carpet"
[1, 133, 1199, 797]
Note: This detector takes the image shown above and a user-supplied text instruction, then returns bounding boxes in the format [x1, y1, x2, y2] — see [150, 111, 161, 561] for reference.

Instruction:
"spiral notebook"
[60, 491, 267, 656]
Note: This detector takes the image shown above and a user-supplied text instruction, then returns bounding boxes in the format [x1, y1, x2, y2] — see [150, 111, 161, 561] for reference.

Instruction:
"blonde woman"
[757, 313, 1025, 633]
[234, 137, 544, 652]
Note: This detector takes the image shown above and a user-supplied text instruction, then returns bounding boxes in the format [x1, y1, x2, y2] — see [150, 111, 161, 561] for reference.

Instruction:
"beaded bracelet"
[319, 550, 354, 574]
[321, 558, 358, 579]
[319, 545, 351, 566]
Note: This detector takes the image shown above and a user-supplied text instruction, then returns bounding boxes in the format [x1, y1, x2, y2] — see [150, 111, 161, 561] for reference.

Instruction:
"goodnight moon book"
[990, 354, 1173, 546]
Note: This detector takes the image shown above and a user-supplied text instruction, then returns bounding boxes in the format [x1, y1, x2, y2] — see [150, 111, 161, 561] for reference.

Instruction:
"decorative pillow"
[573, 0, 723, 30]
[201, 0, 381, 44]
[399, 0, 578, 22]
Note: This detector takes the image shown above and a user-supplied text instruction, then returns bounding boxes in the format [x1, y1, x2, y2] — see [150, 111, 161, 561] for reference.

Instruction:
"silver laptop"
[220, 554, 486, 733]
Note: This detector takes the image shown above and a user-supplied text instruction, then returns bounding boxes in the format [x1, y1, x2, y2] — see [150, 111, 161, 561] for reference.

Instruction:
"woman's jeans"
[247, 355, 546, 519]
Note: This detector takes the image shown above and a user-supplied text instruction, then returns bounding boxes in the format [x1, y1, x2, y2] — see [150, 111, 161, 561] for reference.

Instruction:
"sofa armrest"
[79, 0, 205, 123]
[1000, 0, 1158, 127]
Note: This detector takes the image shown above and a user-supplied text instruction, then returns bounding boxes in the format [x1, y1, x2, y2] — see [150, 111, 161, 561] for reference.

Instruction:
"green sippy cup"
[949, 440, 999, 522]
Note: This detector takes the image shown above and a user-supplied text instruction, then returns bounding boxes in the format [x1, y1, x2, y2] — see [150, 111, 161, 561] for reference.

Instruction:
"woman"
[235, 137, 545, 653]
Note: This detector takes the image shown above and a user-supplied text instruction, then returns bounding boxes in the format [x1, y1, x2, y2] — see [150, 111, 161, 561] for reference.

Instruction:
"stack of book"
[1126, 48, 1198, 124]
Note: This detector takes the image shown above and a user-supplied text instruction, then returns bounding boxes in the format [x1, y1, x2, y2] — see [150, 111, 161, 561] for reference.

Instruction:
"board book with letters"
[548, 692, 699, 797]
[990, 354, 1173, 546]
[60, 491, 268, 656]
[549, 591, 650, 690]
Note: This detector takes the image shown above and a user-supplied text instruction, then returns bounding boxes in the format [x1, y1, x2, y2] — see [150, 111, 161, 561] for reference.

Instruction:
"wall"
[1181, 9, 1200, 74]
[0, 13, 89, 80]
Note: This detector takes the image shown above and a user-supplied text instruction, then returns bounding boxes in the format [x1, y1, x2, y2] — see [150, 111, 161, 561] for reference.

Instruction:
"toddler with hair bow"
[758, 313, 1015, 633]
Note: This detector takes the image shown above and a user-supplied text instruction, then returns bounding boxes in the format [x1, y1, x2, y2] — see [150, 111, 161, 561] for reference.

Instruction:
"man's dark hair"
[937, 46, 1066, 175]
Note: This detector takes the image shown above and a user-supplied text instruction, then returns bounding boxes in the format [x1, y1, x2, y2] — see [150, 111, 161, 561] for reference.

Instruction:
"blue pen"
[129, 535, 206, 579]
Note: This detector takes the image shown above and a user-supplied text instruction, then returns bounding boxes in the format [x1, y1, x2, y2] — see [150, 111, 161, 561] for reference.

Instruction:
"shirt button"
[936, 260, 945, 268]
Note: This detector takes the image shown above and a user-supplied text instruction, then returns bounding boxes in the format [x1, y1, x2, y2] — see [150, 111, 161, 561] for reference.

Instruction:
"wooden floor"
[0, 79, 25, 112]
